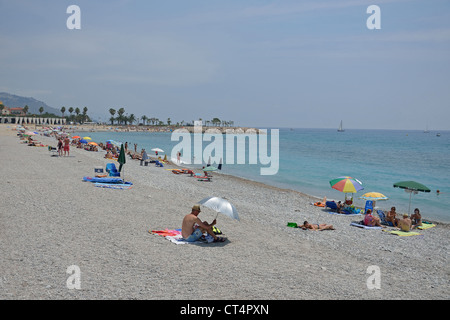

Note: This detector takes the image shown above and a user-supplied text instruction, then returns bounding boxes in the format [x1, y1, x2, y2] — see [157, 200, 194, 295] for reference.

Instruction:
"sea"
[74, 128, 450, 223]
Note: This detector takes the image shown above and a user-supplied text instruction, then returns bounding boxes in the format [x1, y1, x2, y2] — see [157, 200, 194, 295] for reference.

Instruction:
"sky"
[1, 0, 449, 130]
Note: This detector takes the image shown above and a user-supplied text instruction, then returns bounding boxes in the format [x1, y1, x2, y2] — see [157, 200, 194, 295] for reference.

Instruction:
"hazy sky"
[1, 0, 449, 129]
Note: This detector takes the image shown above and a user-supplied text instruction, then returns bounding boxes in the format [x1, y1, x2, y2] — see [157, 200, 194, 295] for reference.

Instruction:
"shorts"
[64, 145, 70, 152]
[184, 228, 203, 242]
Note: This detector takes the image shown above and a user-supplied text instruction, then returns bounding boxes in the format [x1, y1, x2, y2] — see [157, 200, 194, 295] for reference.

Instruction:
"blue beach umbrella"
[79, 139, 88, 144]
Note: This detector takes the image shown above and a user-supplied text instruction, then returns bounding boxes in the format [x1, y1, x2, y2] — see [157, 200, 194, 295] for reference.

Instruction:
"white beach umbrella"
[198, 196, 240, 221]
[151, 148, 164, 153]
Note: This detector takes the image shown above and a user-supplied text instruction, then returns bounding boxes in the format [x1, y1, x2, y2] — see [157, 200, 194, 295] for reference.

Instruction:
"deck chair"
[325, 201, 338, 211]
[106, 163, 120, 177]
[364, 200, 374, 212]
[48, 145, 58, 157]
[377, 210, 393, 226]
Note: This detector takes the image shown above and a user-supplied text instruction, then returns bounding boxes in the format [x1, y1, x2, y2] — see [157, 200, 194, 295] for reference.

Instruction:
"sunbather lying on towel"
[299, 221, 335, 231]
[182, 205, 226, 242]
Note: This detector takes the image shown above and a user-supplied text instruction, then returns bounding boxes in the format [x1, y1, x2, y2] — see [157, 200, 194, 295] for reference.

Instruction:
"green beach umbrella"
[118, 143, 126, 178]
[393, 181, 430, 214]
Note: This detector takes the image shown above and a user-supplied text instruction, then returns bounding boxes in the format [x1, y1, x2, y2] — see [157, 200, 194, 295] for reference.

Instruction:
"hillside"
[0, 92, 61, 116]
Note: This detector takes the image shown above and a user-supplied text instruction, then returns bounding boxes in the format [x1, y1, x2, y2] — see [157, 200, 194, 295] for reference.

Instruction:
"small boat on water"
[436, 133, 441, 137]
[337, 120, 344, 132]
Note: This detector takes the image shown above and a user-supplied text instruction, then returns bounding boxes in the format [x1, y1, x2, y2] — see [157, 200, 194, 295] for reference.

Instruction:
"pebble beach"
[0, 124, 448, 300]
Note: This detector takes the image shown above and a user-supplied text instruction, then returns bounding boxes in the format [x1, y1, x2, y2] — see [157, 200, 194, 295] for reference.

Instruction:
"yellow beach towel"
[417, 223, 436, 230]
[383, 230, 421, 237]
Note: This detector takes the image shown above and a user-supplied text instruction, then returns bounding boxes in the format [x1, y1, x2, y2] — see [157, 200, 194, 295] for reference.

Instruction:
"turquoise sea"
[74, 128, 450, 223]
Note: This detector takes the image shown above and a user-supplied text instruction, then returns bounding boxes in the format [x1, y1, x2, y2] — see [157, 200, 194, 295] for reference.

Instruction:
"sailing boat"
[337, 120, 345, 132]
[424, 123, 430, 133]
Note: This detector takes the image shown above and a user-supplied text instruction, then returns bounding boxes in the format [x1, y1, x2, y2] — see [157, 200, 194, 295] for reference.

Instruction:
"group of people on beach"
[57, 136, 71, 156]
[362, 206, 423, 231]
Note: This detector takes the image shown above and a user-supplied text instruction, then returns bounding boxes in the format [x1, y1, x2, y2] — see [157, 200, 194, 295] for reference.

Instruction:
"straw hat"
[192, 205, 201, 212]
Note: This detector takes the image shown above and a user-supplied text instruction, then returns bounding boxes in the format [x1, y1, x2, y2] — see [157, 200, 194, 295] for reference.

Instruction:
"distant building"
[0, 101, 7, 115]
[0, 105, 26, 116]
[9, 107, 26, 116]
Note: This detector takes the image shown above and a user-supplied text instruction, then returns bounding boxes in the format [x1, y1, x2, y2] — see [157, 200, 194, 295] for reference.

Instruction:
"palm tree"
[39, 107, 44, 116]
[82, 107, 88, 123]
[60, 106, 66, 118]
[129, 114, 136, 125]
[167, 118, 171, 126]
[23, 105, 29, 115]
[211, 117, 221, 127]
[109, 108, 116, 125]
[117, 108, 125, 125]
[74, 107, 80, 123]
[141, 115, 148, 125]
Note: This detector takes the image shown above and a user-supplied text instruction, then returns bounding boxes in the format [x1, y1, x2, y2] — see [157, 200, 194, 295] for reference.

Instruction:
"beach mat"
[150, 229, 217, 245]
[328, 211, 361, 216]
[350, 222, 382, 230]
[383, 230, 421, 237]
[417, 223, 436, 230]
[83, 176, 124, 184]
[94, 182, 133, 190]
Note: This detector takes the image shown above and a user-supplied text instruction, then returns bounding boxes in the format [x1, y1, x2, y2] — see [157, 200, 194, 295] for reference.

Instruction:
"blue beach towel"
[350, 221, 382, 230]
[83, 176, 124, 183]
[94, 182, 133, 189]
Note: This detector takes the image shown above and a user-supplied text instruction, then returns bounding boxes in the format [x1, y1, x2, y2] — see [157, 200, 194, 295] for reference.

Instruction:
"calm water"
[75, 128, 450, 223]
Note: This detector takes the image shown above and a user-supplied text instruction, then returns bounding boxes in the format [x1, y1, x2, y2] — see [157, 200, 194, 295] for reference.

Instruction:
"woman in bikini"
[300, 221, 335, 231]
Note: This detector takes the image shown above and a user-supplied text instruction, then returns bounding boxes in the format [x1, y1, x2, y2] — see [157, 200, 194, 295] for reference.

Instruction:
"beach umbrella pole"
[408, 191, 412, 214]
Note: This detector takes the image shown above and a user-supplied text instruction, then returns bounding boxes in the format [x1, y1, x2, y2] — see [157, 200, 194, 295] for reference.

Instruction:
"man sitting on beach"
[181, 205, 226, 242]
[398, 213, 412, 232]
[386, 207, 399, 227]
[299, 221, 335, 231]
